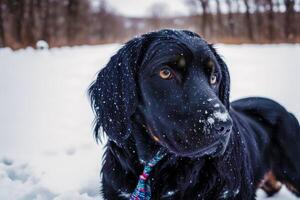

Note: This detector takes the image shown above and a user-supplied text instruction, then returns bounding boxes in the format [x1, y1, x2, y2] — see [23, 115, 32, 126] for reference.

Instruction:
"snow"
[36, 40, 49, 50]
[214, 103, 220, 108]
[119, 191, 131, 199]
[207, 117, 215, 125]
[213, 111, 229, 122]
[161, 190, 177, 198]
[0, 43, 300, 200]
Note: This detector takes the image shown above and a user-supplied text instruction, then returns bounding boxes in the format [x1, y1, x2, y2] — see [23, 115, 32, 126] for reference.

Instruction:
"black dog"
[89, 29, 300, 200]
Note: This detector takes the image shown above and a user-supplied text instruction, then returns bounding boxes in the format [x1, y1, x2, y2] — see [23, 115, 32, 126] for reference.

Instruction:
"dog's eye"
[159, 68, 173, 80]
[210, 73, 218, 85]
[206, 60, 218, 85]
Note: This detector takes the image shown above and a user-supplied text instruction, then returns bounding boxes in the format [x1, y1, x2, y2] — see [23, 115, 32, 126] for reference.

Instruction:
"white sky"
[91, 0, 190, 17]
[91, 0, 300, 17]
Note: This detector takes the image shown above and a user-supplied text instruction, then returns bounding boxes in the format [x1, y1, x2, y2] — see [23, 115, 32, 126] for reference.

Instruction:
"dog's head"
[89, 29, 232, 158]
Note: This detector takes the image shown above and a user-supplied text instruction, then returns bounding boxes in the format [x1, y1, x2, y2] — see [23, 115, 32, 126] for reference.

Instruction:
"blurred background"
[0, 0, 300, 49]
[0, 1, 300, 200]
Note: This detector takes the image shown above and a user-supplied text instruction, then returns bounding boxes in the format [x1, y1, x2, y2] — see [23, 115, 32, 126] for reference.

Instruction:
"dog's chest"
[149, 169, 240, 199]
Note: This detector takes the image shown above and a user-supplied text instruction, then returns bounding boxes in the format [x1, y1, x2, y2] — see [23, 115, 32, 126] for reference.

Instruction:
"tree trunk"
[243, 0, 254, 41]
[266, 0, 275, 42]
[7, 0, 25, 45]
[254, 0, 263, 41]
[199, 0, 208, 37]
[16, 1, 23, 44]
[67, 0, 80, 44]
[23, 0, 36, 47]
[284, 0, 295, 41]
[215, 0, 223, 37]
[226, 0, 235, 37]
[42, 0, 50, 42]
[0, 0, 5, 47]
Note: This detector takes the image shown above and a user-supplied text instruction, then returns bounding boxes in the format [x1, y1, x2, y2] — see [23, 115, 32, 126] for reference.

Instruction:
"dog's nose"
[213, 121, 232, 136]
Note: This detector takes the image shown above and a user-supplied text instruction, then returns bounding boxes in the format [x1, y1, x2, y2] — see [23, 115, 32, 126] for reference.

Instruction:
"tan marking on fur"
[259, 171, 282, 194]
[152, 135, 160, 142]
[146, 125, 160, 142]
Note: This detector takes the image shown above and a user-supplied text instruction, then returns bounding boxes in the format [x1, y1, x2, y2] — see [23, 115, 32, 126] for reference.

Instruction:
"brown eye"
[206, 60, 217, 85]
[210, 74, 217, 85]
[159, 68, 173, 80]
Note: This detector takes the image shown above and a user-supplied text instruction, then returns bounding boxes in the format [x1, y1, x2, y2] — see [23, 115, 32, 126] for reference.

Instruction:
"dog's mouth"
[147, 125, 231, 158]
[175, 140, 222, 157]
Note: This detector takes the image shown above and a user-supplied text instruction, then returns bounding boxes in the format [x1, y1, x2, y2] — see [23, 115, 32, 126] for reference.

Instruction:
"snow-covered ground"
[0, 44, 299, 200]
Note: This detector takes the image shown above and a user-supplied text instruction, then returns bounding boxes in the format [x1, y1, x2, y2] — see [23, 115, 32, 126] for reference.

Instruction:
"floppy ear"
[88, 38, 145, 146]
[209, 44, 231, 109]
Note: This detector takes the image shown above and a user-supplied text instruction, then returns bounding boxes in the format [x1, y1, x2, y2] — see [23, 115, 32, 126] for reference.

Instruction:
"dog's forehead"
[145, 31, 213, 59]
[176, 31, 211, 53]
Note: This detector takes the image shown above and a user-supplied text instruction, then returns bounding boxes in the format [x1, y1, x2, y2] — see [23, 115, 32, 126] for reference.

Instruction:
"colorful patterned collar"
[130, 150, 167, 200]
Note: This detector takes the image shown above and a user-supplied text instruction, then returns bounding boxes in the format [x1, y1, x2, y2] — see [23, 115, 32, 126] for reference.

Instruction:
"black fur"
[89, 29, 300, 199]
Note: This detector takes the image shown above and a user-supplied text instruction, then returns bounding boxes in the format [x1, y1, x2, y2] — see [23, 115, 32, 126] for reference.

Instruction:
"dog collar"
[130, 150, 167, 200]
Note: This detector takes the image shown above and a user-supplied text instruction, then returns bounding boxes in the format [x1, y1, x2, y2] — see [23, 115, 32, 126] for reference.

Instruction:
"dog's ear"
[89, 38, 145, 146]
[209, 44, 231, 109]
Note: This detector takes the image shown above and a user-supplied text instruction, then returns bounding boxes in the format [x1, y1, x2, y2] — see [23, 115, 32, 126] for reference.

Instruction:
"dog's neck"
[131, 121, 162, 163]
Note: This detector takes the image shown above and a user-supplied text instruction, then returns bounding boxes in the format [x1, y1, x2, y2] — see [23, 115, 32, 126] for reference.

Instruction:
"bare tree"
[47, 0, 65, 45]
[149, 3, 167, 30]
[215, 0, 223, 35]
[266, 0, 275, 41]
[66, 0, 80, 43]
[66, 0, 91, 44]
[243, 0, 254, 41]
[226, 0, 235, 37]
[0, 0, 5, 47]
[7, 0, 25, 45]
[199, 0, 209, 37]
[92, 0, 123, 42]
[254, 0, 264, 41]
[97, 1, 113, 40]
[284, 0, 296, 41]
[22, 0, 36, 47]
[41, 0, 50, 43]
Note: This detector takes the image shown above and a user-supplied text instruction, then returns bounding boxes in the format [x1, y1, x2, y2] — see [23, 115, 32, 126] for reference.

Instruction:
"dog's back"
[231, 97, 300, 197]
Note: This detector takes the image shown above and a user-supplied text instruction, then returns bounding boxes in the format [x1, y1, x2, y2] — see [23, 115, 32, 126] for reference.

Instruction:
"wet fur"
[89, 29, 300, 199]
